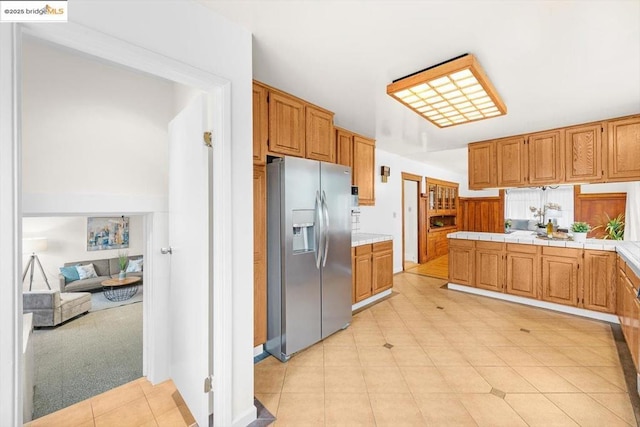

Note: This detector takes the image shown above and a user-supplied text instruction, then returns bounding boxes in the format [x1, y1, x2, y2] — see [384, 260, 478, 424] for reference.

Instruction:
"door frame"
[1, 22, 235, 425]
[401, 172, 423, 270]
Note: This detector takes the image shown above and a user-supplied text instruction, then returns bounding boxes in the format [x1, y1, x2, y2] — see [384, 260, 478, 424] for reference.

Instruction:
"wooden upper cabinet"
[582, 250, 616, 314]
[353, 135, 375, 205]
[305, 105, 335, 162]
[468, 141, 496, 190]
[268, 90, 306, 158]
[605, 115, 640, 181]
[528, 130, 563, 185]
[564, 123, 602, 182]
[336, 128, 353, 168]
[496, 136, 527, 187]
[252, 82, 269, 163]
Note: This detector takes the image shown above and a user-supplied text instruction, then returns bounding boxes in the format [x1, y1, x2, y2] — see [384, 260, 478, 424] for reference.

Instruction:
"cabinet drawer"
[476, 241, 504, 251]
[541, 247, 581, 258]
[449, 239, 474, 249]
[506, 243, 538, 254]
[373, 241, 393, 252]
[355, 244, 372, 256]
[626, 264, 640, 289]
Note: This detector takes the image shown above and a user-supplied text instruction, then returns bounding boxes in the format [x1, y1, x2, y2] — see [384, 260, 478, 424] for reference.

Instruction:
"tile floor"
[255, 273, 637, 426]
[25, 378, 195, 427]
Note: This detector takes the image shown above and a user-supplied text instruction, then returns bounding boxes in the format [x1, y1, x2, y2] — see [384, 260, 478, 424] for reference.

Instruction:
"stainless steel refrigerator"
[266, 156, 352, 362]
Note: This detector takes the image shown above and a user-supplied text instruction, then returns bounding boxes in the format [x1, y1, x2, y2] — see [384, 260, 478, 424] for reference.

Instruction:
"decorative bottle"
[546, 219, 553, 238]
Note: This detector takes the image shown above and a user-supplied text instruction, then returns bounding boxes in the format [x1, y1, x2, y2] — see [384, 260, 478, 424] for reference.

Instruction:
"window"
[505, 186, 574, 229]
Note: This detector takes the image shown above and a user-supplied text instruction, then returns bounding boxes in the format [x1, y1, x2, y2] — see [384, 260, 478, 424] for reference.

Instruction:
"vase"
[119, 270, 126, 280]
[572, 232, 587, 242]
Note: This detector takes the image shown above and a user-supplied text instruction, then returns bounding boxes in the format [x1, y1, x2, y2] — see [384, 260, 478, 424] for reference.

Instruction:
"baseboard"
[448, 283, 619, 324]
[352, 289, 393, 312]
[232, 404, 257, 427]
[253, 345, 263, 358]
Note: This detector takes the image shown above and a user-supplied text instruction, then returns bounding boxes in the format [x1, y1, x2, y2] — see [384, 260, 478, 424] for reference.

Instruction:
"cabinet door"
[353, 135, 375, 205]
[468, 141, 496, 189]
[253, 165, 267, 346]
[306, 106, 335, 162]
[448, 240, 474, 286]
[336, 129, 353, 169]
[268, 90, 305, 157]
[497, 136, 527, 187]
[354, 253, 373, 302]
[541, 255, 579, 306]
[564, 124, 602, 182]
[606, 116, 640, 181]
[582, 250, 616, 313]
[505, 245, 539, 299]
[528, 130, 563, 185]
[475, 242, 504, 292]
[372, 248, 393, 294]
[252, 82, 269, 163]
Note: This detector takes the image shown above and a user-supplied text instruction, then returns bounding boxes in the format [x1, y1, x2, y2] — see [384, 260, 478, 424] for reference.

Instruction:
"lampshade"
[387, 54, 507, 128]
[23, 237, 48, 253]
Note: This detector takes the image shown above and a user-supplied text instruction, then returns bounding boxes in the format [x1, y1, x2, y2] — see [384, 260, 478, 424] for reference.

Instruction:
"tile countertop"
[448, 231, 640, 279]
[352, 233, 393, 247]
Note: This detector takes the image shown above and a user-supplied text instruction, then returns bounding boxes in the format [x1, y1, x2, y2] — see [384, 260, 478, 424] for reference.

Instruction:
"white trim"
[352, 289, 393, 311]
[253, 345, 264, 358]
[448, 283, 619, 324]
[233, 406, 259, 427]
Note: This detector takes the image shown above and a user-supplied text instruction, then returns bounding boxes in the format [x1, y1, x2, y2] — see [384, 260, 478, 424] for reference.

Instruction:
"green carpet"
[31, 302, 142, 420]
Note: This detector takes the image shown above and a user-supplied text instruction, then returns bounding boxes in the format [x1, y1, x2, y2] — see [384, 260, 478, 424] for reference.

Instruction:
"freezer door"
[282, 156, 323, 356]
[320, 162, 353, 338]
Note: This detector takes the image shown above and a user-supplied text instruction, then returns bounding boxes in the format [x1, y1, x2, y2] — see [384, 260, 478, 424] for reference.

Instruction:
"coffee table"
[101, 276, 141, 301]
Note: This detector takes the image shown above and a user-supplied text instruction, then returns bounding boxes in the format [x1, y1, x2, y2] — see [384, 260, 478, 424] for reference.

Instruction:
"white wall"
[22, 216, 144, 291]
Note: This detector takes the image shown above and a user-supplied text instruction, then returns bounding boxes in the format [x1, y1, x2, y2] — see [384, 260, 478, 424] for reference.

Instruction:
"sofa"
[23, 290, 92, 327]
[59, 255, 143, 293]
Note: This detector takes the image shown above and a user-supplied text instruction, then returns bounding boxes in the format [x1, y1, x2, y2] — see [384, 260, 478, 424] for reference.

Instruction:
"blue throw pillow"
[59, 266, 80, 283]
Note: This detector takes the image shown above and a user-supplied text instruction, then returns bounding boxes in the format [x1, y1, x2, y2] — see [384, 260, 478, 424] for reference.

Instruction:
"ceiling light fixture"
[387, 54, 506, 128]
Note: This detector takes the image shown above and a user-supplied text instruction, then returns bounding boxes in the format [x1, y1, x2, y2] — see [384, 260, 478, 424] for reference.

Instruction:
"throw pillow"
[76, 263, 98, 280]
[126, 258, 143, 273]
[59, 265, 80, 283]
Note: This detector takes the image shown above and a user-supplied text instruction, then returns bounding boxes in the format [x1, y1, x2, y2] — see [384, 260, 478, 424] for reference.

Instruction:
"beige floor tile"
[412, 331, 450, 346]
[390, 346, 434, 366]
[504, 393, 579, 426]
[324, 392, 376, 426]
[490, 346, 543, 366]
[154, 404, 195, 427]
[501, 331, 547, 347]
[400, 366, 453, 394]
[323, 328, 356, 347]
[413, 393, 478, 426]
[521, 346, 579, 366]
[353, 330, 388, 346]
[545, 393, 631, 427]
[94, 396, 155, 427]
[275, 392, 324, 426]
[460, 393, 528, 427]
[255, 393, 280, 417]
[368, 393, 426, 426]
[438, 366, 492, 393]
[382, 330, 420, 346]
[474, 366, 537, 393]
[473, 331, 516, 346]
[254, 364, 287, 393]
[422, 346, 470, 366]
[557, 346, 619, 366]
[146, 382, 187, 418]
[26, 400, 94, 427]
[588, 393, 637, 426]
[444, 332, 481, 346]
[587, 366, 627, 389]
[324, 366, 367, 393]
[281, 365, 324, 393]
[287, 342, 324, 367]
[91, 380, 145, 417]
[363, 366, 410, 393]
[512, 366, 580, 392]
[324, 345, 362, 366]
[457, 346, 507, 366]
[357, 345, 397, 367]
[551, 366, 625, 392]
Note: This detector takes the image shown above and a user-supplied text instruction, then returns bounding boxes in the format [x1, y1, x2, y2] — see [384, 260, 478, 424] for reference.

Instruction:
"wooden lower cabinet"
[583, 250, 616, 313]
[541, 247, 581, 307]
[475, 241, 504, 292]
[352, 241, 393, 304]
[618, 255, 640, 370]
[253, 164, 267, 346]
[448, 239, 474, 286]
[505, 244, 540, 299]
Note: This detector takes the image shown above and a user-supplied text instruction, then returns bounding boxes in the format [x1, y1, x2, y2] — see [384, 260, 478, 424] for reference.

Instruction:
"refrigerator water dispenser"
[292, 209, 315, 254]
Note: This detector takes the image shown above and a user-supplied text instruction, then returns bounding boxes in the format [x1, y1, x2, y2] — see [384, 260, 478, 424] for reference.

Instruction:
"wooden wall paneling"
[458, 192, 504, 233]
[573, 185, 627, 238]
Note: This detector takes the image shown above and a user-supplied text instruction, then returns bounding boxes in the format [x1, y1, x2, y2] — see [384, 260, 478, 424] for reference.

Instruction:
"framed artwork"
[87, 216, 130, 251]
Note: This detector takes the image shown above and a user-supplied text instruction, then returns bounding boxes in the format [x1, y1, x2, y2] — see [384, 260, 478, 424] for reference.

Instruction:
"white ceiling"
[202, 1, 640, 166]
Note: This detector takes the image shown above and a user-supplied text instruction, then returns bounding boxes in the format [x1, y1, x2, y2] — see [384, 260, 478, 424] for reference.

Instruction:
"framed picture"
[87, 216, 130, 251]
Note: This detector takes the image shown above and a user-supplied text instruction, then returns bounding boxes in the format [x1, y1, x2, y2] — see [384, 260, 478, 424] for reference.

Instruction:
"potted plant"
[118, 251, 129, 280]
[504, 219, 512, 233]
[570, 222, 590, 242]
[593, 212, 625, 240]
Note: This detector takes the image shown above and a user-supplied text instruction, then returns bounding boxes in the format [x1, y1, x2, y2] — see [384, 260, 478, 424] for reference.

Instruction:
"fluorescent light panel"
[387, 54, 506, 128]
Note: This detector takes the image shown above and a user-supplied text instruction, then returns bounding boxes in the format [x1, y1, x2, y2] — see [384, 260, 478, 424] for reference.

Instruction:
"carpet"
[89, 286, 143, 312]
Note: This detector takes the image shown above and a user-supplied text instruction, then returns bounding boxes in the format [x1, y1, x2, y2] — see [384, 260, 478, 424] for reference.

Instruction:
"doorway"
[401, 173, 422, 271]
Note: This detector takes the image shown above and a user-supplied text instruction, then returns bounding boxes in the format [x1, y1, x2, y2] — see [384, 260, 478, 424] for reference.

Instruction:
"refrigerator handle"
[314, 190, 323, 269]
[321, 191, 329, 267]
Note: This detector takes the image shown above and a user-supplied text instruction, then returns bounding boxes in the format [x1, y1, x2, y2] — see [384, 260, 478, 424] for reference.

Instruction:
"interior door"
[168, 93, 211, 426]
